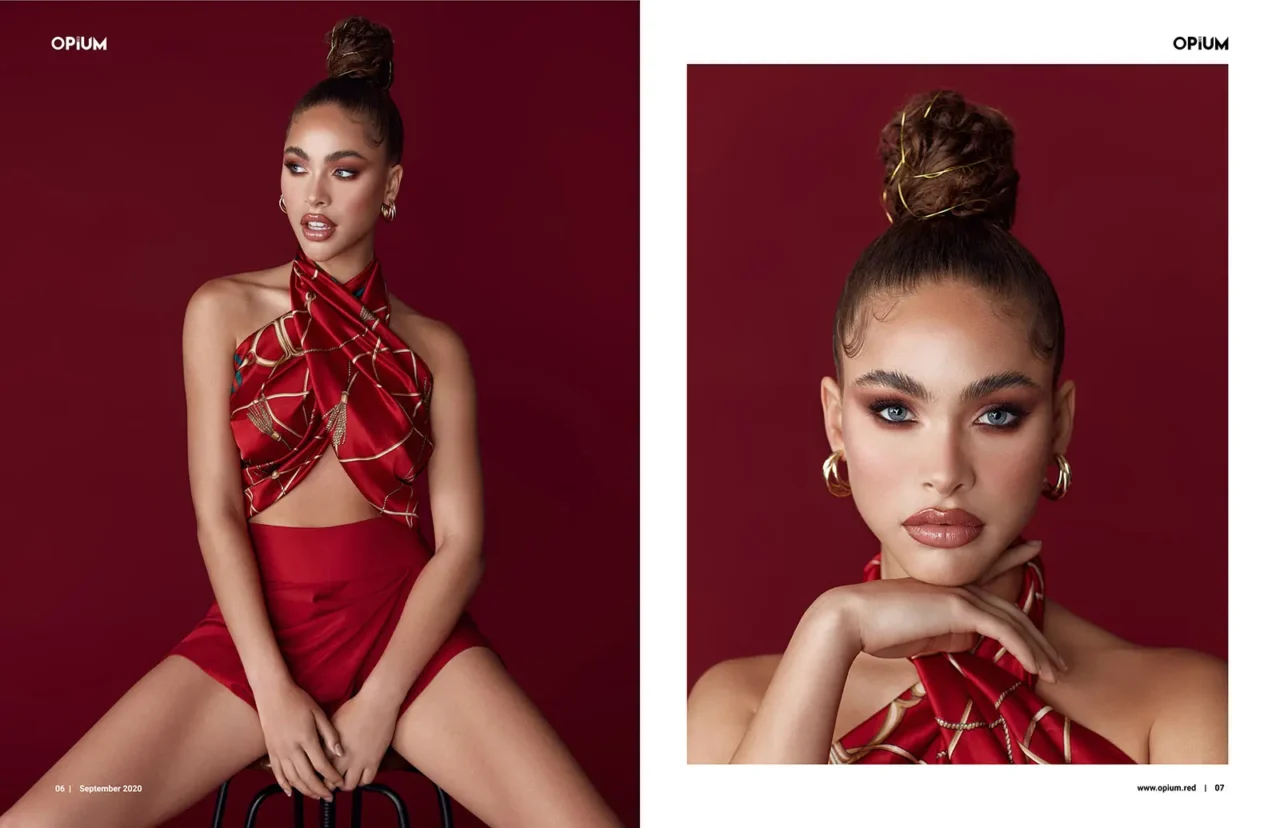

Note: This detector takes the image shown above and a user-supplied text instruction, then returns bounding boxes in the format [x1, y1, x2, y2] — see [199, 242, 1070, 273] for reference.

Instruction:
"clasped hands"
[259, 678, 402, 801]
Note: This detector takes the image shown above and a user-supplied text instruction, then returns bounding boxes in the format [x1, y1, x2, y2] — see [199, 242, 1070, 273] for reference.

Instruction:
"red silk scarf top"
[228, 247, 433, 527]
[829, 554, 1136, 764]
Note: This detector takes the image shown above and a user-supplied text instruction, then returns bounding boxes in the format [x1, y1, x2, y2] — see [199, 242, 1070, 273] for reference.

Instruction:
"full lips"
[302, 224, 335, 241]
[903, 523, 984, 548]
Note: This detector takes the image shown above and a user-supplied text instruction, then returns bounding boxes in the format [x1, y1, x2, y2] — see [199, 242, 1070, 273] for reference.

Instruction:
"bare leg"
[0, 656, 268, 828]
[390, 647, 621, 828]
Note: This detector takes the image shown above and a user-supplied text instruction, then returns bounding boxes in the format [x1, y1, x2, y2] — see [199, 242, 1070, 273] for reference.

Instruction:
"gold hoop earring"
[1042, 453, 1071, 501]
[279, 194, 287, 213]
[823, 449, 851, 498]
[380, 202, 397, 222]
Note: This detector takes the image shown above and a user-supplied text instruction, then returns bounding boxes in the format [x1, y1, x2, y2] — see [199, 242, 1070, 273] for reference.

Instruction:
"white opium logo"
[52, 37, 108, 50]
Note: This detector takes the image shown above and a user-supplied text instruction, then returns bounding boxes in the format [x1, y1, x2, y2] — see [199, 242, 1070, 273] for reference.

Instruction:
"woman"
[1, 17, 620, 828]
[686, 89, 1227, 765]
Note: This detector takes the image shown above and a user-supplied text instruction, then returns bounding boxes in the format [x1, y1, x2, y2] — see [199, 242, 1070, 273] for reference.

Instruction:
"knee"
[0, 803, 64, 828]
[0, 808, 31, 828]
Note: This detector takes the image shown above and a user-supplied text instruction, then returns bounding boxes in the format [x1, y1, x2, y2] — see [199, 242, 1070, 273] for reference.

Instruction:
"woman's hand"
[832, 539, 1068, 681]
[730, 540, 1061, 763]
[255, 678, 346, 801]
[328, 687, 401, 792]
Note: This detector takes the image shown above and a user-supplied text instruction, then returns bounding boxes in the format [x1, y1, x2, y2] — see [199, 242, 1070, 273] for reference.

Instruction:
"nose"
[305, 180, 329, 210]
[920, 422, 975, 498]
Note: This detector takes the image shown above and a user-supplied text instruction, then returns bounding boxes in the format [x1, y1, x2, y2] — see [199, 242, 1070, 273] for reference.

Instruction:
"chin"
[883, 533, 1002, 587]
[298, 234, 338, 248]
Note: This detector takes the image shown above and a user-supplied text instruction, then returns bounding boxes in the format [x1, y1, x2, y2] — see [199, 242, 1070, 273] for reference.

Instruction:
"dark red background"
[0, 2, 637, 826]
[688, 65, 1227, 689]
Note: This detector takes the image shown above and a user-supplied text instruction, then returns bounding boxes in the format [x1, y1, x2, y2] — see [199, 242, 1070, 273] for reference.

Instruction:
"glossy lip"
[902, 508, 984, 549]
[300, 213, 337, 228]
[903, 507, 983, 527]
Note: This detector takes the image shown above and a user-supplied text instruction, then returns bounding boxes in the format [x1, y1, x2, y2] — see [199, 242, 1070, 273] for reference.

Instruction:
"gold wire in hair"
[326, 26, 393, 89]
[881, 90, 994, 224]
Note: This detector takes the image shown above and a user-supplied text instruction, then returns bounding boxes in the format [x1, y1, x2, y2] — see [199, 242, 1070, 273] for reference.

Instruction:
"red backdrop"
[687, 65, 1227, 689]
[0, 2, 637, 826]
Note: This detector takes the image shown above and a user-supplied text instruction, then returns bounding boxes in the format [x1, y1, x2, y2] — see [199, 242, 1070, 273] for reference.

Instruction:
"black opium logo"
[1173, 36, 1228, 50]
[51, 36, 107, 50]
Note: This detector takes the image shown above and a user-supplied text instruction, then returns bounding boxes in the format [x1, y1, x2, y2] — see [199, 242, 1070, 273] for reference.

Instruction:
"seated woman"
[1, 16, 620, 827]
[686, 89, 1227, 765]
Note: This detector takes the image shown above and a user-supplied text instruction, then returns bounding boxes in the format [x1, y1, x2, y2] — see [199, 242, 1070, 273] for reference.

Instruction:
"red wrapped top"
[228, 247, 433, 527]
[830, 554, 1136, 764]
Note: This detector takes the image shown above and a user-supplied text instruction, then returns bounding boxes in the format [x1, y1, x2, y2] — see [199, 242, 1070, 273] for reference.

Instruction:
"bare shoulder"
[1043, 598, 1140, 658]
[687, 654, 781, 763]
[387, 294, 470, 372]
[185, 265, 290, 345]
[1140, 644, 1227, 763]
[1042, 600, 1226, 763]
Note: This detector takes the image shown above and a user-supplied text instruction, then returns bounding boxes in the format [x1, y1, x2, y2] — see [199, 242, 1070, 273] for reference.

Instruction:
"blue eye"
[870, 402, 914, 423]
[868, 399, 1027, 430]
[977, 408, 1024, 428]
[284, 162, 357, 179]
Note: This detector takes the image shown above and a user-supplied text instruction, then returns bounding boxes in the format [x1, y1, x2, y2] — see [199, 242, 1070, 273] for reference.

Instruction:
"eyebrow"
[852, 369, 1040, 403]
[284, 146, 368, 163]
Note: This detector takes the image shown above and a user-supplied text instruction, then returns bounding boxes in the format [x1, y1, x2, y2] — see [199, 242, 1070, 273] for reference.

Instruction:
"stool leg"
[319, 794, 336, 828]
[211, 779, 230, 828]
[434, 785, 454, 828]
[293, 788, 305, 828]
[360, 783, 410, 828]
[351, 787, 363, 828]
[244, 785, 285, 828]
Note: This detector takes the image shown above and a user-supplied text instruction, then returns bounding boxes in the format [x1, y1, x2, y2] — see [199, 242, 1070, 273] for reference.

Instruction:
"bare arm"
[1146, 649, 1228, 764]
[360, 319, 486, 706]
[728, 595, 861, 763]
[701, 543, 1058, 763]
[686, 601, 858, 764]
[183, 280, 290, 692]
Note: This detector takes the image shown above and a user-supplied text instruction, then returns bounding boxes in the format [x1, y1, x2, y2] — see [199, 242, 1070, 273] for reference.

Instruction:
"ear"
[385, 164, 403, 203]
[820, 376, 845, 454]
[1051, 379, 1075, 456]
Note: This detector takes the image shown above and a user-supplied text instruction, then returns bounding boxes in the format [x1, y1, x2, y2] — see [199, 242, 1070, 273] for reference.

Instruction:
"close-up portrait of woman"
[685, 66, 1227, 765]
[1, 3, 636, 827]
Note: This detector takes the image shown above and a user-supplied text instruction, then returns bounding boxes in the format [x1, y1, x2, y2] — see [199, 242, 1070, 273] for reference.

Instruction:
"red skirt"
[168, 515, 489, 720]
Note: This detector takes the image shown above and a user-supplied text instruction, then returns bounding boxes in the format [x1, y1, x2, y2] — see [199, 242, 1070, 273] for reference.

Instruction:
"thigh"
[391, 648, 620, 828]
[1, 656, 267, 828]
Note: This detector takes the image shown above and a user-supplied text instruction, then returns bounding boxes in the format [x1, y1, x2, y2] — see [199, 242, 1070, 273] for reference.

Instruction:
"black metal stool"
[210, 747, 454, 827]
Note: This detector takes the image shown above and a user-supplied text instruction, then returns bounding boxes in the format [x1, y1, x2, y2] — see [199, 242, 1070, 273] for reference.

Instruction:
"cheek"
[973, 427, 1053, 526]
[841, 417, 905, 511]
[354, 183, 381, 207]
[977, 438, 1045, 491]
[841, 415, 1050, 512]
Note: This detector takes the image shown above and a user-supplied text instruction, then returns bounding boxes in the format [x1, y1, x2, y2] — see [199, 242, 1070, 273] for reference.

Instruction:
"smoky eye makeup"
[862, 396, 1034, 430]
[867, 399, 915, 424]
[972, 401, 1032, 429]
[283, 161, 360, 179]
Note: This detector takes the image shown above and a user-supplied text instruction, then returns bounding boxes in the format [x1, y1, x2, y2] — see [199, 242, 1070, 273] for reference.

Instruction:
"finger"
[313, 708, 345, 758]
[302, 734, 345, 792]
[268, 751, 292, 797]
[963, 587, 1058, 682]
[280, 755, 316, 801]
[952, 593, 1042, 676]
[967, 582, 1064, 673]
[981, 541, 1042, 585]
[966, 585, 1068, 673]
[343, 766, 360, 791]
[359, 765, 378, 788]
[288, 750, 331, 801]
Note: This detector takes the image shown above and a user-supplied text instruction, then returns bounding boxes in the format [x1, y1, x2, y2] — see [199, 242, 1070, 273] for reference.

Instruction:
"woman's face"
[280, 102, 401, 259]
[821, 279, 1075, 587]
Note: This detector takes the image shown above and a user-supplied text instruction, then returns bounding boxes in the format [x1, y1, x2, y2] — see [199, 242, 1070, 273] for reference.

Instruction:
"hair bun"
[878, 89, 1019, 229]
[325, 16, 394, 91]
